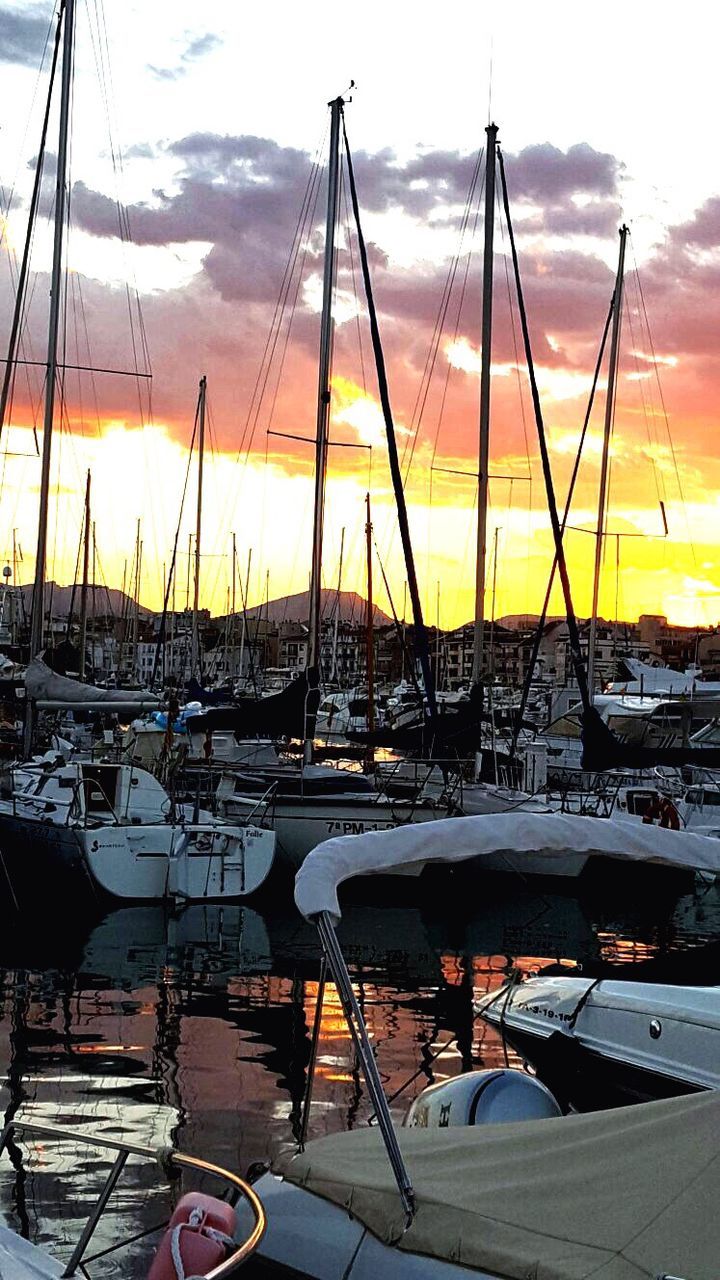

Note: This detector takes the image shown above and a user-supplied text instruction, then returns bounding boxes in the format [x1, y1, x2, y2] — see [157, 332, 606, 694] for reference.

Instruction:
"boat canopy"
[277, 1089, 720, 1279]
[294, 811, 720, 924]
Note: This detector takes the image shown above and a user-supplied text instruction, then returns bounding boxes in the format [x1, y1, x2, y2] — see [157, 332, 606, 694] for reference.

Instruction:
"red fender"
[147, 1191, 237, 1280]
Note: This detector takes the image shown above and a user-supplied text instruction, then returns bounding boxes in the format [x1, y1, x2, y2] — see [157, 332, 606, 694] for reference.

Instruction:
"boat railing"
[240, 780, 279, 827]
[0, 1116, 265, 1277]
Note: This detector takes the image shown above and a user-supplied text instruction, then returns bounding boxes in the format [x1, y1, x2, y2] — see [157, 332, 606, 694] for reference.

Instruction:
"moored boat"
[476, 974, 720, 1107]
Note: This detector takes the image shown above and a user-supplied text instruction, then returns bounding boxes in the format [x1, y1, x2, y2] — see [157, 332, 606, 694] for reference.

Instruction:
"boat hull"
[0, 812, 98, 910]
[82, 824, 276, 901]
[477, 976, 720, 1108]
[0, 810, 275, 905]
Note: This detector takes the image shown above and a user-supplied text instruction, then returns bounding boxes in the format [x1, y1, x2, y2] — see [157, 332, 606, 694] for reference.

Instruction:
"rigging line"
[373, 149, 484, 582]
[401, 151, 485, 484]
[235, 122, 328, 467]
[372, 536, 424, 703]
[151, 392, 201, 686]
[0, 358, 153, 379]
[428, 171, 485, 474]
[496, 145, 591, 715]
[624, 284, 664, 508]
[92, 542, 115, 617]
[74, 279, 103, 436]
[510, 261, 615, 754]
[342, 113, 438, 726]
[342, 165, 368, 395]
[0, 2, 57, 245]
[406, 149, 485, 462]
[0, 7, 63, 440]
[396, 153, 485, 492]
[63, 509, 84, 643]
[496, 185, 532, 476]
[632, 247, 697, 567]
[261, 154, 326, 447]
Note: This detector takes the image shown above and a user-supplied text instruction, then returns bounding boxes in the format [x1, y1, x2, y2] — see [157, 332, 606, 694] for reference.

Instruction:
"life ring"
[147, 1191, 236, 1280]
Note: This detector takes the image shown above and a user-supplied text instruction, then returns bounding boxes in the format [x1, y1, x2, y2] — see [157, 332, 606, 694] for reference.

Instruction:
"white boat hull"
[477, 976, 720, 1098]
[225, 796, 590, 876]
[81, 823, 275, 901]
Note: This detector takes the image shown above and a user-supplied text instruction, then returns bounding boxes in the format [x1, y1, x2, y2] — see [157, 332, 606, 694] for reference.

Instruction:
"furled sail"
[25, 657, 160, 708]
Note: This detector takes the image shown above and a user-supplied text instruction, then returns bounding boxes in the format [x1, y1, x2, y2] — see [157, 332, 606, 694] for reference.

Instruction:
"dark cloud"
[10, 124, 719, 477]
[69, 130, 623, 328]
[0, 4, 52, 68]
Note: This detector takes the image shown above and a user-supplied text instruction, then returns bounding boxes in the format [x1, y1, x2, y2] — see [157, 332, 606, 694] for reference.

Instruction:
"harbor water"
[0, 877, 718, 1272]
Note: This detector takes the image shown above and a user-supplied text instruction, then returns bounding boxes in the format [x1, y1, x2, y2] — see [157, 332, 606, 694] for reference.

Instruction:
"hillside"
[243, 588, 393, 626]
[15, 582, 152, 619]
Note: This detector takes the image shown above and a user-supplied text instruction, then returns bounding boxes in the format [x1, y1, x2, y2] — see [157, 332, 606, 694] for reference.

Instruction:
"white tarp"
[277, 1089, 720, 1279]
[24, 657, 159, 708]
[294, 811, 720, 923]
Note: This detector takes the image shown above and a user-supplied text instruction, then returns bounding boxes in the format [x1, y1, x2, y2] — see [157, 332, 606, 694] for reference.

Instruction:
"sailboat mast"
[471, 121, 498, 686]
[78, 469, 90, 679]
[192, 374, 207, 676]
[587, 224, 628, 694]
[132, 519, 141, 679]
[365, 497, 375, 735]
[331, 526, 345, 683]
[305, 96, 343, 760]
[29, 0, 75, 661]
[239, 546, 251, 686]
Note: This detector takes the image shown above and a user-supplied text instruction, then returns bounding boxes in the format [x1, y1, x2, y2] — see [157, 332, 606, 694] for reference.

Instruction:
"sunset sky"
[1, 0, 720, 630]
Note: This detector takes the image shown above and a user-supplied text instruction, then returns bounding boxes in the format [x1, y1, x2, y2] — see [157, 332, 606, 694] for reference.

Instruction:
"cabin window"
[625, 790, 658, 817]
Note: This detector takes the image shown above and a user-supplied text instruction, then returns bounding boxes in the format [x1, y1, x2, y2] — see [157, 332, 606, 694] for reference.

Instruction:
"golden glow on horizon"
[0, 414, 717, 632]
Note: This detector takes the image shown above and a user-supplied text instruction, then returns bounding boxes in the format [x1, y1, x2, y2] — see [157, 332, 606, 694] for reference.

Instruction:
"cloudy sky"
[1, 0, 720, 629]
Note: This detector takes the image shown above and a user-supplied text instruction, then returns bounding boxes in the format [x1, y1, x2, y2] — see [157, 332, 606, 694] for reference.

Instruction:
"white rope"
[168, 1205, 235, 1280]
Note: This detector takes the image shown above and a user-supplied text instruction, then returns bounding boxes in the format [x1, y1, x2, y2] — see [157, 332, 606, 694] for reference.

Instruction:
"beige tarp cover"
[277, 1090, 720, 1278]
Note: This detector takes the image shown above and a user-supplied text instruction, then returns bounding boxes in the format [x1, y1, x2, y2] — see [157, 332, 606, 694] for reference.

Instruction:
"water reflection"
[0, 879, 717, 1272]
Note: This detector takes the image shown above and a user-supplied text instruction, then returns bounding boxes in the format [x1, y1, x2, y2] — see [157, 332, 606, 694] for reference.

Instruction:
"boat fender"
[404, 1068, 562, 1128]
[146, 1191, 237, 1280]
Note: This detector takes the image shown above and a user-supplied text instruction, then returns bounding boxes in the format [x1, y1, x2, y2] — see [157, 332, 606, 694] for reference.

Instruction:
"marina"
[0, 0, 719, 1273]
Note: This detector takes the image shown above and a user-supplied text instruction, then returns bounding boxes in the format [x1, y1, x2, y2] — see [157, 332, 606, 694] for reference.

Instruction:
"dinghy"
[477, 975, 720, 1106]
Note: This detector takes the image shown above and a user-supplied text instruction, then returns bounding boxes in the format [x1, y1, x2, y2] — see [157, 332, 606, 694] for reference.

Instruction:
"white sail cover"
[25, 657, 159, 708]
[278, 1089, 720, 1279]
[294, 811, 720, 923]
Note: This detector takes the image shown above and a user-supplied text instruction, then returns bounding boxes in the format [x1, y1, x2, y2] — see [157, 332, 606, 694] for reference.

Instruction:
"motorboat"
[0, 1116, 264, 1278]
[239, 811, 720, 1278]
[476, 974, 720, 1107]
[0, 757, 275, 905]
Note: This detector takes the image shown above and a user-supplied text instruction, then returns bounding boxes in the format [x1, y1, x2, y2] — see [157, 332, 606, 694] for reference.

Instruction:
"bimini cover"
[294, 810, 720, 924]
[25, 658, 159, 708]
[277, 1089, 720, 1279]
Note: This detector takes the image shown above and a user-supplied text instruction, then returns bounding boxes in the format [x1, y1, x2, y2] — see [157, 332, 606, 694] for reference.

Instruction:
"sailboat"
[221, 96, 454, 866]
[0, 0, 277, 904]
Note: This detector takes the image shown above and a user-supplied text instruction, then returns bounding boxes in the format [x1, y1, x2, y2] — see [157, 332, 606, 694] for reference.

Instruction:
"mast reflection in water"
[0, 882, 717, 1272]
